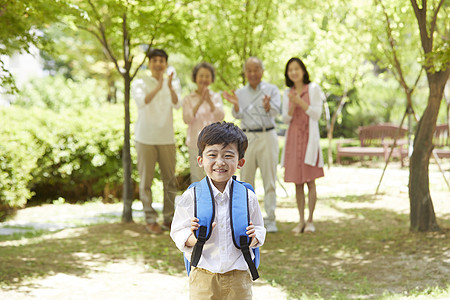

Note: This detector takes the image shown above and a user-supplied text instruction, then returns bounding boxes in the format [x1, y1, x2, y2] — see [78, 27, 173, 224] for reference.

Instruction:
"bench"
[336, 123, 408, 165]
[433, 124, 450, 158]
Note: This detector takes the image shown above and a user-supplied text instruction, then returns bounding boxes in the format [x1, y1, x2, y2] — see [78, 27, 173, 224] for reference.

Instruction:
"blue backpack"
[184, 176, 260, 280]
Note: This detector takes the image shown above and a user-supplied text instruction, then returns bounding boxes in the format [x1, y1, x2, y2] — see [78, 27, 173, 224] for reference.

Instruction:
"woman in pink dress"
[282, 57, 325, 234]
[183, 62, 225, 183]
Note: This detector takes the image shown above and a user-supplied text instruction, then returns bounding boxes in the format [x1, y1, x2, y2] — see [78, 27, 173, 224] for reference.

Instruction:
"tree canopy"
[1, 0, 449, 231]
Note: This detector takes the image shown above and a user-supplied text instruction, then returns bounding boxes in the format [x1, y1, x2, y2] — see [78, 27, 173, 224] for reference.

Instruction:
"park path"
[0, 261, 288, 300]
[0, 190, 290, 299]
[1, 165, 448, 299]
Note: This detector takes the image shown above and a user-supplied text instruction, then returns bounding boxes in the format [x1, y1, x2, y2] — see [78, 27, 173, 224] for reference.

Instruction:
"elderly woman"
[182, 62, 225, 183]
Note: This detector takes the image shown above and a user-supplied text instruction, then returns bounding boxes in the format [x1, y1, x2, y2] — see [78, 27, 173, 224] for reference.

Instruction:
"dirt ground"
[0, 260, 288, 300]
[1, 164, 449, 299]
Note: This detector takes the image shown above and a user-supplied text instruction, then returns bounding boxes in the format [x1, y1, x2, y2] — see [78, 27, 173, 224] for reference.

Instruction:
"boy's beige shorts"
[189, 267, 252, 300]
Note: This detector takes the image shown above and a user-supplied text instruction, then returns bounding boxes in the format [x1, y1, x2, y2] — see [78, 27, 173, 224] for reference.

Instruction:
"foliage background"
[1, 0, 448, 212]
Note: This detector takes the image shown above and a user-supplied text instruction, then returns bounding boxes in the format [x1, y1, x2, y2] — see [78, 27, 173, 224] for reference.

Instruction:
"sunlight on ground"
[0, 260, 288, 300]
[269, 164, 449, 224]
[0, 165, 448, 299]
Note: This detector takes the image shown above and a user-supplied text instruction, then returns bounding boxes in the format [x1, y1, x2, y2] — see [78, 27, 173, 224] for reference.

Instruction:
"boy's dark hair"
[197, 122, 248, 159]
[192, 62, 215, 83]
[285, 57, 311, 87]
[147, 49, 168, 62]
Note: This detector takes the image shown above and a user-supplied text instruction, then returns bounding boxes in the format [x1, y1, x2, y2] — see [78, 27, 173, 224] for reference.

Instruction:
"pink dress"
[284, 85, 324, 184]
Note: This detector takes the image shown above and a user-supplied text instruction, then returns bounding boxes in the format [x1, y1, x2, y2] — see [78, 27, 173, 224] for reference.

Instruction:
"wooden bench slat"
[433, 124, 449, 159]
[336, 123, 407, 165]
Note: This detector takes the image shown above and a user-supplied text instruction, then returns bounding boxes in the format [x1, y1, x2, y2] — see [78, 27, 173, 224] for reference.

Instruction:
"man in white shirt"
[132, 49, 181, 234]
[223, 57, 280, 233]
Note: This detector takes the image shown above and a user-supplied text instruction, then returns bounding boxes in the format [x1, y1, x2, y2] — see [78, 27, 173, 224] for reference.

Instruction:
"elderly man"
[223, 57, 280, 232]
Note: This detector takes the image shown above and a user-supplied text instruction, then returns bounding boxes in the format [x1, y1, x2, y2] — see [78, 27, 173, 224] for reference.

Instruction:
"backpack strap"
[190, 177, 215, 267]
[240, 236, 259, 280]
[230, 179, 259, 280]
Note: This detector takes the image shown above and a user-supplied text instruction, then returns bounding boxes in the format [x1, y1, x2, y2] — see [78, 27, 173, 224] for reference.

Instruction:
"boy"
[170, 122, 266, 300]
[132, 49, 181, 234]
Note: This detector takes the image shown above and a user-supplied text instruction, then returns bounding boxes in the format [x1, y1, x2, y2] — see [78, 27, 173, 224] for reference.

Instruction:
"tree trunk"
[409, 71, 448, 232]
[121, 74, 134, 222]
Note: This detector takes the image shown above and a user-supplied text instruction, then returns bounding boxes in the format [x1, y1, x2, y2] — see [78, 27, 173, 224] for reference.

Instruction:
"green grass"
[1, 165, 449, 299]
[1, 201, 448, 299]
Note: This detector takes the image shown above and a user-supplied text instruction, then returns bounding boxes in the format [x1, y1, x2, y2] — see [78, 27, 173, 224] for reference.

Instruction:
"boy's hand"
[191, 218, 217, 233]
[186, 218, 217, 247]
[246, 221, 256, 238]
[190, 217, 200, 233]
[186, 217, 200, 247]
[246, 221, 259, 248]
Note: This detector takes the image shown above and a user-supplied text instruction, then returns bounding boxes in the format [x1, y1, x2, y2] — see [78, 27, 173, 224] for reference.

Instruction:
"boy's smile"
[198, 143, 245, 192]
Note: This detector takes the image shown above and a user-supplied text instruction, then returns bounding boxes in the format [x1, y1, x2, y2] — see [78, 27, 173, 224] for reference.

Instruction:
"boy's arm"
[248, 190, 266, 248]
[169, 189, 196, 253]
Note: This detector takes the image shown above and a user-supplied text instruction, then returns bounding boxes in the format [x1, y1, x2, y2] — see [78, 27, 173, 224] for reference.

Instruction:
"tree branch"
[429, 0, 445, 42]
[410, 0, 432, 53]
[86, 0, 122, 75]
[411, 67, 424, 93]
[218, 72, 231, 88]
[122, 12, 132, 72]
[131, 0, 188, 80]
[377, 0, 409, 91]
[131, 37, 155, 80]
[256, 0, 274, 53]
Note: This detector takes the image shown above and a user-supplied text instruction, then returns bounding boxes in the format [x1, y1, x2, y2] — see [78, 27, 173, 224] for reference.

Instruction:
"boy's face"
[198, 143, 245, 191]
[148, 56, 168, 78]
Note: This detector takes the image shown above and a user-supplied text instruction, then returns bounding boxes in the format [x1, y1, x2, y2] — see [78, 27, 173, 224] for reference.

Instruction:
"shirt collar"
[149, 74, 165, 83]
[207, 177, 232, 200]
[247, 81, 263, 91]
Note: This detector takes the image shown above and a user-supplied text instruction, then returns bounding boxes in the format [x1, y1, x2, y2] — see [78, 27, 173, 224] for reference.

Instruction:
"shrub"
[30, 106, 126, 201]
[0, 105, 128, 208]
[14, 75, 107, 111]
[0, 104, 192, 214]
[0, 125, 38, 211]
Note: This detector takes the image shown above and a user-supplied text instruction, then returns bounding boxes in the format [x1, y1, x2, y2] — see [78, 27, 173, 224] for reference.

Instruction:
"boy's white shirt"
[170, 177, 266, 274]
